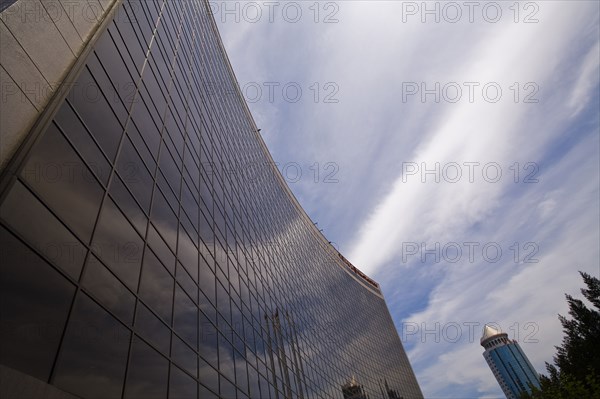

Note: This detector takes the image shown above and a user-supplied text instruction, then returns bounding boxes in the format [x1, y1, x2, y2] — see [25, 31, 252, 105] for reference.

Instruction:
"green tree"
[521, 272, 600, 399]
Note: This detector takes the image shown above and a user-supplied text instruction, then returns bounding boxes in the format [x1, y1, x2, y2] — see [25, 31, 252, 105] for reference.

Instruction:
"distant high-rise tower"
[342, 376, 367, 399]
[481, 325, 541, 399]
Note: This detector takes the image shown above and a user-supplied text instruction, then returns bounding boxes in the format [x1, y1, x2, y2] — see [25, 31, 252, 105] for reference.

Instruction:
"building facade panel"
[0, 1, 423, 398]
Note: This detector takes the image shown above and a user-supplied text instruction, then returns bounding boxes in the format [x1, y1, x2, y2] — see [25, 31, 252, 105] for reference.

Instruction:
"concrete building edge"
[0, 0, 123, 198]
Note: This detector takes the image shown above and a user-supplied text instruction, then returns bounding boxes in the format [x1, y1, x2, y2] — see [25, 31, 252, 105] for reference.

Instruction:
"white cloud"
[216, 1, 600, 397]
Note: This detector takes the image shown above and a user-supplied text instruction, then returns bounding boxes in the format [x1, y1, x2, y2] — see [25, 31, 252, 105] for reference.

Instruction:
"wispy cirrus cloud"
[216, 1, 599, 397]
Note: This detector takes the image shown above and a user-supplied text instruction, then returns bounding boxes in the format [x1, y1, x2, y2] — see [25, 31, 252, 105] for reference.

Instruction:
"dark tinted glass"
[173, 285, 198, 350]
[0, 225, 75, 381]
[147, 223, 176, 274]
[126, 123, 157, 175]
[134, 302, 170, 355]
[150, 187, 178, 251]
[53, 293, 130, 399]
[0, 180, 86, 279]
[20, 123, 104, 243]
[172, 334, 198, 378]
[199, 313, 218, 366]
[199, 255, 216, 305]
[169, 365, 197, 399]
[54, 101, 111, 185]
[82, 255, 135, 325]
[69, 67, 124, 162]
[116, 135, 153, 212]
[220, 375, 236, 399]
[92, 197, 143, 289]
[91, 26, 137, 121]
[176, 262, 198, 305]
[178, 227, 198, 283]
[199, 359, 219, 395]
[108, 174, 148, 236]
[123, 337, 168, 399]
[130, 99, 160, 160]
[139, 248, 173, 324]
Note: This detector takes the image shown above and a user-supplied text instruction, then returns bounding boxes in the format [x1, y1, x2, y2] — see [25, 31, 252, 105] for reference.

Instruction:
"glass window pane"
[151, 187, 178, 252]
[220, 375, 236, 399]
[199, 313, 218, 367]
[134, 302, 170, 355]
[178, 227, 198, 283]
[130, 98, 160, 160]
[0, 225, 75, 381]
[53, 293, 130, 399]
[158, 145, 181, 197]
[54, 100, 111, 185]
[116, 134, 153, 212]
[124, 336, 168, 399]
[199, 207, 214, 250]
[139, 248, 173, 324]
[112, 7, 146, 76]
[199, 382, 218, 399]
[88, 50, 130, 124]
[173, 285, 198, 350]
[0, 180, 86, 280]
[69, 67, 124, 162]
[157, 171, 179, 214]
[126, 123, 157, 176]
[20, 123, 104, 243]
[199, 255, 216, 305]
[176, 262, 198, 305]
[109, 174, 148, 236]
[91, 28, 136, 122]
[82, 255, 135, 325]
[168, 365, 197, 399]
[180, 178, 199, 232]
[147, 223, 175, 274]
[171, 334, 198, 378]
[92, 197, 143, 290]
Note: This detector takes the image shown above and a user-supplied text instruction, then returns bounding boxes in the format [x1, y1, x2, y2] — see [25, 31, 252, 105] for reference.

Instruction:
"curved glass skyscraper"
[0, 1, 422, 398]
[481, 325, 540, 399]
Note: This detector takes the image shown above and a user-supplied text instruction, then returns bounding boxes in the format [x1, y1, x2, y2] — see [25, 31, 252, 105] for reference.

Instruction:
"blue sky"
[213, 1, 600, 397]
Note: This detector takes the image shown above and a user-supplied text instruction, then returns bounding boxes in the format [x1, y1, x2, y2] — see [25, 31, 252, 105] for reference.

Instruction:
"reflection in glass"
[53, 293, 130, 399]
[134, 302, 170, 355]
[92, 197, 143, 290]
[0, 225, 75, 381]
[178, 227, 199, 283]
[199, 255, 216, 305]
[82, 255, 135, 325]
[123, 337, 168, 399]
[169, 365, 197, 399]
[174, 285, 198, 350]
[20, 123, 104, 243]
[172, 334, 198, 378]
[139, 248, 173, 324]
[176, 262, 198, 305]
[0, 0, 425, 396]
[69, 67, 123, 162]
[150, 187, 178, 252]
[54, 100, 111, 185]
[116, 135, 153, 212]
[146, 223, 176, 274]
[108, 174, 148, 236]
[0, 180, 86, 280]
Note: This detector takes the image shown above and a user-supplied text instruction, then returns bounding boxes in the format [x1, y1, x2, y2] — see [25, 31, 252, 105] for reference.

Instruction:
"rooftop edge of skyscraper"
[204, 4, 382, 295]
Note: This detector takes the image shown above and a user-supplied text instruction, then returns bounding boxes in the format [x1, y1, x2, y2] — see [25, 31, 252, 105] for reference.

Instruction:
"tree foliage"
[521, 272, 600, 399]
